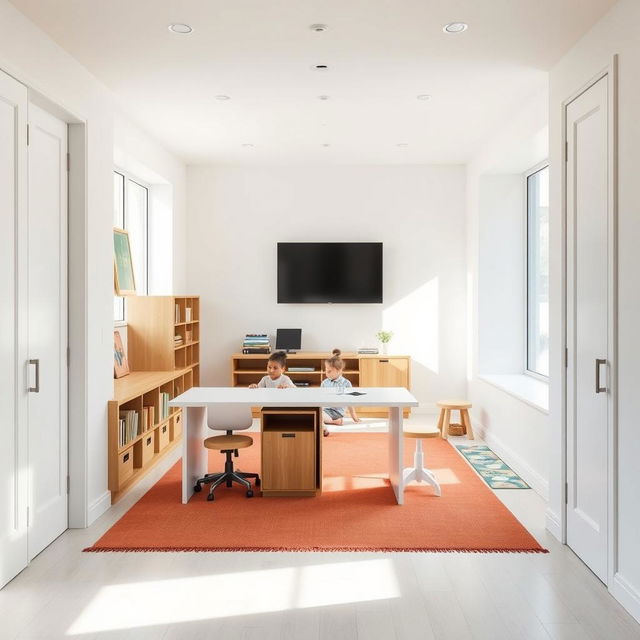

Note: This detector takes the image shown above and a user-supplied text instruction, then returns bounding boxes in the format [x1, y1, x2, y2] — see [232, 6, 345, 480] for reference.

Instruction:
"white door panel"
[0, 70, 29, 588]
[566, 75, 609, 583]
[27, 103, 68, 560]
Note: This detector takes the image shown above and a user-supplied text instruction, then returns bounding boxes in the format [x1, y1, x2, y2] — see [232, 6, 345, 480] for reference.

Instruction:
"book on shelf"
[357, 347, 379, 354]
[185, 307, 192, 322]
[185, 329, 193, 343]
[118, 409, 140, 447]
[175, 304, 180, 323]
[160, 392, 171, 421]
[242, 347, 271, 354]
[143, 405, 155, 431]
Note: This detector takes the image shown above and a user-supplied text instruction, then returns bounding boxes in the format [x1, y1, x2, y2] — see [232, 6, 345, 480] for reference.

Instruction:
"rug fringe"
[83, 545, 548, 554]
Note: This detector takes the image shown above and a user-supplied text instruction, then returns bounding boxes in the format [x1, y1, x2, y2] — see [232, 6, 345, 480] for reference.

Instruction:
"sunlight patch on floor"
[66, 558, 400, 635]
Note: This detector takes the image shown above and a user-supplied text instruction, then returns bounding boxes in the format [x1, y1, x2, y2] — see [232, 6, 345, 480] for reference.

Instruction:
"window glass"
[527, 165, 549, 377]
[114, 172, 125, 322]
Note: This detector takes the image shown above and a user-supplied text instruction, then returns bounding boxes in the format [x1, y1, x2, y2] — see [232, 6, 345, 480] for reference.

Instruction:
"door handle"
[595, 358, 607, 394]
[28, 359, 40, 393]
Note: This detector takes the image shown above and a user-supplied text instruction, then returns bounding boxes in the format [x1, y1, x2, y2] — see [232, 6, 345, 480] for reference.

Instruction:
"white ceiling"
[11, 0, 616, 165]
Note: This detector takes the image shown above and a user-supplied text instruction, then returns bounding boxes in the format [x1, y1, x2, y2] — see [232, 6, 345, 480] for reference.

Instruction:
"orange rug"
[86, 433, 546, 553]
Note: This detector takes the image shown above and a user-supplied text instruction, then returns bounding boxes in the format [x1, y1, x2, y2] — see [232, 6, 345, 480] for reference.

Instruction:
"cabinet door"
[262, 430, 315, 491]
[360, 358, 409, 388]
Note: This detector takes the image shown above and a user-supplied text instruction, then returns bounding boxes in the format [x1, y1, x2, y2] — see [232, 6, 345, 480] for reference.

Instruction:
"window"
[526, 164, 549, 378]
[114, 170, 149, 322]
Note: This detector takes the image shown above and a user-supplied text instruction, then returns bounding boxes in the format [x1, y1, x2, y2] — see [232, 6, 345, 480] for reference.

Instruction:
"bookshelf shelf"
[109, 296, 200, 503]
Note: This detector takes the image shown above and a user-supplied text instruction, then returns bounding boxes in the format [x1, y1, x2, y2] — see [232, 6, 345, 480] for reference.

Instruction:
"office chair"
[193, 404, 260, 501]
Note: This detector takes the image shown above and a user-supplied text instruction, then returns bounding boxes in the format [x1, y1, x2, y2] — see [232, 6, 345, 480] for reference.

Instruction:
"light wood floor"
[1, 416, 639, 640]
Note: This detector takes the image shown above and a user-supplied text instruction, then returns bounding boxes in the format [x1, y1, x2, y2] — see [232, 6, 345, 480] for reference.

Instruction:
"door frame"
[561, 56, 618, 587]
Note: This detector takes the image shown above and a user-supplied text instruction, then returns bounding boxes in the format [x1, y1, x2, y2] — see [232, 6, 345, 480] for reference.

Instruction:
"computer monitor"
[275, 328, 302, 353]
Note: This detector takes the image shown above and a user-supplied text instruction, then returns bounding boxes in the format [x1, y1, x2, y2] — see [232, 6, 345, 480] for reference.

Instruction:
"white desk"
[170, 386, 418, 505]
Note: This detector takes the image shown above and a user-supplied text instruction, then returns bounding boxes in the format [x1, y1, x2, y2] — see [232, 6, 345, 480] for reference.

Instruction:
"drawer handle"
[282, 433, 296, 438]
[146, 437, 152, 445]
[162, 425, 167, 433]
[379, 359, 389, 363]
[123, 452, 130, 463]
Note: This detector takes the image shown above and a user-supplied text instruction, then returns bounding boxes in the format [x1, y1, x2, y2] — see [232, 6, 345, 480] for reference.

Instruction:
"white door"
[566, 75, 610, 583]
[27, 103, 68, 560]
[0, 70, 29, 587]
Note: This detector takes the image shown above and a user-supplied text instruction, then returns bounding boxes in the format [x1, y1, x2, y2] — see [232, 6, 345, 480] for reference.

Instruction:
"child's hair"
[268, 350, 287, 368]
[325, 348, 344, 370]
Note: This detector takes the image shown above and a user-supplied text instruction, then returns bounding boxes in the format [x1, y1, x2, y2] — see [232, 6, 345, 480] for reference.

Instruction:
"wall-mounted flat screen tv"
[277, 242, 383, 303]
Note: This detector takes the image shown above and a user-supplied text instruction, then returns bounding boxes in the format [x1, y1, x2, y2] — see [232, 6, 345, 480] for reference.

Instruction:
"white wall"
[466, 89, 550, 499]
[0, 0, 186, 525]
[548, 0, 640, 620]
[186, 165, 467, 410]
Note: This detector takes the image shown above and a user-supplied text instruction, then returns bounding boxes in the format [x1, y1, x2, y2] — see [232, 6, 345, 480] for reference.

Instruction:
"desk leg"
[182, 406, 207, 504]
[388, 406, 404, 505]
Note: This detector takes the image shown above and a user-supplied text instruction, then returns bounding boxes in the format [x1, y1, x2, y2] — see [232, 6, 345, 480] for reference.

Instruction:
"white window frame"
[524, 161, 550, 381]
[114, 168, 150, 325]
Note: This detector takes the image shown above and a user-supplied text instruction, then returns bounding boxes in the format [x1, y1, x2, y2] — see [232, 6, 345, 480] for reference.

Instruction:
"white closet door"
[566, 75, 609, 583]
[0, 70, 29, 588]
[27, 103, 68, 560]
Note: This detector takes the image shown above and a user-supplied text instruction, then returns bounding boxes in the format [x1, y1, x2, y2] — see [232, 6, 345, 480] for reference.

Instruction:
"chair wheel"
[193, 484, 202, 492]
[207, 493, 214, 501]
[255, 478, 261, 487]
[246, 490, 254, 498]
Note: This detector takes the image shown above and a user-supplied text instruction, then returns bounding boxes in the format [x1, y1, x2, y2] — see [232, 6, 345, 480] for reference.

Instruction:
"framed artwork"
[113, 227, 136, 296]
[114, 330, 130, 378]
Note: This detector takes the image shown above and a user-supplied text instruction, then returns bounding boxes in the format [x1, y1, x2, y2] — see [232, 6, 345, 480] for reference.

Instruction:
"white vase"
[381, 342, 388, 355]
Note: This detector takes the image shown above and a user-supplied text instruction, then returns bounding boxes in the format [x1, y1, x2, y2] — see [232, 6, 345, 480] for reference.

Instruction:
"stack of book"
[174, 334, 183, 347]
[160, 392, 171, 420]
[242, 333, 271, 354]
[357, 347, 379, 354]
[118, 409, 140, 447]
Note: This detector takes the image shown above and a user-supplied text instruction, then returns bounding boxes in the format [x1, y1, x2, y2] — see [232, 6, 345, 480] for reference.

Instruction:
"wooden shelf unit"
[261, 407, 322, 497]
[126, 295, 200, 385]
[231, 352, 411, 418]
[108, 369, 192, 502]
[109, 295, 200, 502]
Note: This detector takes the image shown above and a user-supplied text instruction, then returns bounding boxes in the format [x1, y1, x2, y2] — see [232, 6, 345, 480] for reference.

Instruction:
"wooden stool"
[403, 426, 441, 496]
[436, 400, 474, 440]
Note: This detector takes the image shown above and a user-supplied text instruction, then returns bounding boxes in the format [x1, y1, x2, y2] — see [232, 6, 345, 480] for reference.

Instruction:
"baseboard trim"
[87, 490, 111, 527]
[545, 507, 562, 541]
[473, 423, 549, 500]
[611, 573, 640, 624]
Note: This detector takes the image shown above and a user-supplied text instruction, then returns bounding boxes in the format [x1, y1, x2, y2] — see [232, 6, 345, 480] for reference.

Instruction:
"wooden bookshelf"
[109, 296, 200, 502]
[127, 296, 200, 385]
[231, 352, 411, 418]
[108, 368, 192, 502]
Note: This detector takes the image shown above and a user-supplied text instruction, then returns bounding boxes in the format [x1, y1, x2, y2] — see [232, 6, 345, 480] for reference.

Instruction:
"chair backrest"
[205, 404, 253, 432]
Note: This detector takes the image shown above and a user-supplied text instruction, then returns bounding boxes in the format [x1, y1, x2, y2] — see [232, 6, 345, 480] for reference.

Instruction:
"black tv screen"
[277, 242, 383, 303]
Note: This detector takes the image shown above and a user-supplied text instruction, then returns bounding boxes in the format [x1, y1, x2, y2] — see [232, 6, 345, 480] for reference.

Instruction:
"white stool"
[403, 426, 441, 496]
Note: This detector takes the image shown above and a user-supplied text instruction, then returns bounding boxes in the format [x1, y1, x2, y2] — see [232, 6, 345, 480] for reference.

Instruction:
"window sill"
[477, 374, 549, 414]
[114, 321, 127, 329]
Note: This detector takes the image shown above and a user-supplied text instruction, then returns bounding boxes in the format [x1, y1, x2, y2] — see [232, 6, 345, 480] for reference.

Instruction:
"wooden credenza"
[231, 352, 411, 418]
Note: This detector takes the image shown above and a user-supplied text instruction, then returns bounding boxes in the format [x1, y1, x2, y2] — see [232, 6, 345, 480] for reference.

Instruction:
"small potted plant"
[375, 330, 393, 355]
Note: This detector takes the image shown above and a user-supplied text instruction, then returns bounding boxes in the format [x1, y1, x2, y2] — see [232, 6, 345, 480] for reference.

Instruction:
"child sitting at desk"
[321, 349, 361, 436]
[249, 350, 295, 389]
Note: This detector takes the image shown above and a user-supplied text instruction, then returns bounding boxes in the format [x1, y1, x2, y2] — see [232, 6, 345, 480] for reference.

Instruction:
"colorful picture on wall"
[114, 330, 130, 379]
[113, 227, 136, 296]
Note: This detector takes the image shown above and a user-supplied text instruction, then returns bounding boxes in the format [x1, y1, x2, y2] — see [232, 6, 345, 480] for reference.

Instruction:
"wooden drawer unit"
[155, 422, 170, 453]
[134, 434, 155, 468]
[359, 356, 411, 417]
[261, 408, 320, 496]
[118, 448, 134, 485]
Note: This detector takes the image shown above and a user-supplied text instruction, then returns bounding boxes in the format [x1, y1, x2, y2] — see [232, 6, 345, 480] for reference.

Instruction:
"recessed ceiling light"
[417, 94, 432, 101]
[309, 24, 329, 32]
[168, 23, 193, 34]
[322, 143, 331, 147]
[397, 143, 409, 147]
[215, 95, 231, 101]
[317, 95, 330, 101]
[311, 64, 329, 71]
[242, 143, 254, 148]
[443, 22, 468, 33]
